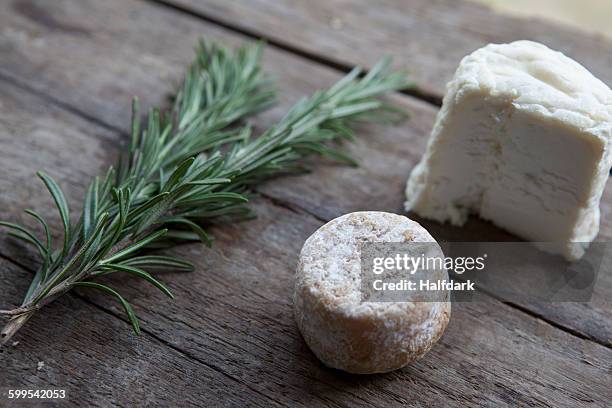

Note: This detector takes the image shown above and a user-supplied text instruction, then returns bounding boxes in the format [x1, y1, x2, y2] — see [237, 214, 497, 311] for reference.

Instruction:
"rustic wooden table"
[1, 0, 611, 407]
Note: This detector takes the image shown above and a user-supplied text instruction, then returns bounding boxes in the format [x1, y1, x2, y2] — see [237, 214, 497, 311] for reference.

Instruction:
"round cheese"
[294, 211, 451, 374]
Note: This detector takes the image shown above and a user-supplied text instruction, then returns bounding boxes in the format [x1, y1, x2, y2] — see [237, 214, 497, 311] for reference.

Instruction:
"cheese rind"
[405, 41, 612, 259]
[294, 212, 450, 374]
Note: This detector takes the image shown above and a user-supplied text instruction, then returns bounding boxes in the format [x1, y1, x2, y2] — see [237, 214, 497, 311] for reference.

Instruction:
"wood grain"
[0, 0, 611, 406]
[165, 0, 612, 99]
[0, 256, 283, 408]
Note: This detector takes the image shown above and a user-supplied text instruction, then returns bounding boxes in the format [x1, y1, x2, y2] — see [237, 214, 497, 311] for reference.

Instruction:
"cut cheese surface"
[405, 41, 612, 260]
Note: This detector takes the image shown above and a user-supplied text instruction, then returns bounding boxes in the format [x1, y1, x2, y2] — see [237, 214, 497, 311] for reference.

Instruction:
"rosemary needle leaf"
[162, 230, 202, 242]
[73, 282, 141, 335]
[23, 210, 52, 285]
[24, 209, 52, 257]
[0, 222, 48, 259]
[161, 217, 213, 246]
[176, 192, 248, 207]
[82, 177, 99, 240]
[96, 264, 174, 299]
[127, 192, 171, 220]
[103, 229, 169, 264]
[106, 187, 129, 247]
[122, 256, 195, 272]
[163, 157, 195, 191]
[36, 171, 71, 257]
[187, 178, 232, 186]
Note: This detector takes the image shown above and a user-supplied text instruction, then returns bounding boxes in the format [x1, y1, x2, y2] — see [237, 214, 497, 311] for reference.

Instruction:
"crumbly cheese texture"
[405, 41, 612, 260]
[294, 212, 450, 374]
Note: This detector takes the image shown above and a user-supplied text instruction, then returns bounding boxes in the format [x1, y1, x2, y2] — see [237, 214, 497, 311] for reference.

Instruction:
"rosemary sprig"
[0, 41, 409, 344]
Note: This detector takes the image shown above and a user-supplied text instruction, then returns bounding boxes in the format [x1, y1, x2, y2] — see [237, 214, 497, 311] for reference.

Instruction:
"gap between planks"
[0, 70, 125, 136]
[0, 69, 608, 351]
[145, 0, 443, 106]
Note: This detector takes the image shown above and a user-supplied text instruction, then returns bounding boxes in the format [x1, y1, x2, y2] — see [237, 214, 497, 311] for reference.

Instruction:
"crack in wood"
[13, 0, 93, 37]
[0, 69, 126, 136]
[145, 0, 443, 106]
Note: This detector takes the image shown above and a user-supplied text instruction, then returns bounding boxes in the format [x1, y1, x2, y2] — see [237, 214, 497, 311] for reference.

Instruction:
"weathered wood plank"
[0, 0, 609, 346]
[0, 0, 610, 405]
[166, 0, 612, 97]
[0, 37, 611, 408]
[0, 257, 282, 408]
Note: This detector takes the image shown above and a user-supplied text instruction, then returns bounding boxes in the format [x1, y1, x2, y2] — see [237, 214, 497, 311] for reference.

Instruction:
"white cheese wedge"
[405, 41, 612, 260]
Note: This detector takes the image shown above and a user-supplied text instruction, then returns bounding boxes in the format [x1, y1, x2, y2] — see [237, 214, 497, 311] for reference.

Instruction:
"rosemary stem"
[1, 313, 32, 345]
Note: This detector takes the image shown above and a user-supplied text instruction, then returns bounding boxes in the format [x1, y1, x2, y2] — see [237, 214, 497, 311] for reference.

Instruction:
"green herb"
[0, 41, 409, 344]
